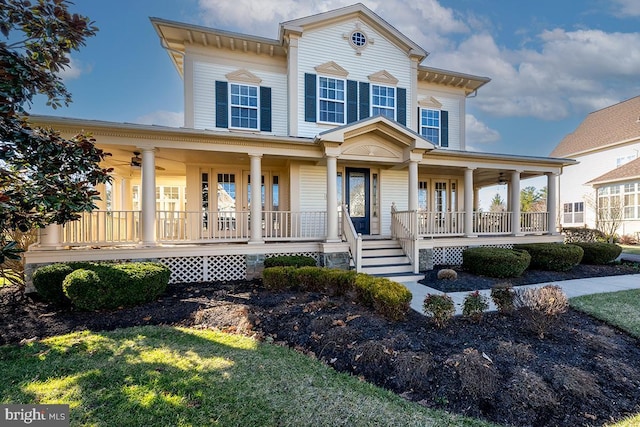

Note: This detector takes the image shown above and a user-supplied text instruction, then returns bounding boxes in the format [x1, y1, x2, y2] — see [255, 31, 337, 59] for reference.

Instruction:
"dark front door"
[346, 168, 370, 235]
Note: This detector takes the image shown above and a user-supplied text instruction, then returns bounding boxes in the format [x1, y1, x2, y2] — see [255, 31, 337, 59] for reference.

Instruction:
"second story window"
[318, 76, 345, 124]
[420, 108, 440, 145]
[371, 85, 395, 119]
[230, 83, 258, 129]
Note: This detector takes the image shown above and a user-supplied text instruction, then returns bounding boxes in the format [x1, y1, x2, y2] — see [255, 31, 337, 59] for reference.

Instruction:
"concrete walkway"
[403, 256, 640, 315]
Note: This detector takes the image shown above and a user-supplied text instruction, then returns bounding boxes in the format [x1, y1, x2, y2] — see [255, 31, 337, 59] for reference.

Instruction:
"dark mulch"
[421, 261, 640, 292]
[1, 265, 640, 427]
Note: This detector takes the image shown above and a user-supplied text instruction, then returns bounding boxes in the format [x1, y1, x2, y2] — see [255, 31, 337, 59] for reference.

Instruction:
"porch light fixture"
[498, 172, 507, 185]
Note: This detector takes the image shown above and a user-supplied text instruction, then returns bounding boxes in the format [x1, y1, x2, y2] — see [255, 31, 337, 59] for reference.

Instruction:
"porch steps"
[359, 239, 424, 283]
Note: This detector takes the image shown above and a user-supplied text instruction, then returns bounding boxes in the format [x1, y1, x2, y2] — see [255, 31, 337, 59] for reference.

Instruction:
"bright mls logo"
[1, 405, 69, 426]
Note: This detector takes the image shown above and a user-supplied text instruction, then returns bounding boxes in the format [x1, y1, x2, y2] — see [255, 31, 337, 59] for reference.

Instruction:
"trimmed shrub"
[353, 274, 412, 321]
[264, 255, 317, 268]
[32, 263, 74, 303]
[462, 290, 489, 322]
[423, 294, 455, 328]
[462, 247, 531, 278]
[437, 269, 458, 280]
[514, 243, 583, 272]
[58, 262, 170, 310]
[261, 267, 410, 320]
[490, 283, 515, 314]
[514, 285, 568, 338]
[62, 269, 105, 310]
[572, 242, 622, 265]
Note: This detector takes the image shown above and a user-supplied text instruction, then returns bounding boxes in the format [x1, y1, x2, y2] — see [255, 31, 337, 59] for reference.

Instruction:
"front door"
[346, 168, 370, 235]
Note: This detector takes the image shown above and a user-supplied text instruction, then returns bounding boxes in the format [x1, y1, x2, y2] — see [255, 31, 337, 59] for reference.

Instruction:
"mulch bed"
[421, 261, 640, 292]
[1, 265, 640, 427]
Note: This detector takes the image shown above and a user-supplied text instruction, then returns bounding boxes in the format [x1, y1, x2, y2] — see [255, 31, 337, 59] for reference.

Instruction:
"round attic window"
[350, 31, 367, 47]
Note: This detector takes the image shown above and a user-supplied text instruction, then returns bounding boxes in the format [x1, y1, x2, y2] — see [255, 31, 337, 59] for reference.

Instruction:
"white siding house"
[551, 95, 640, 238]
[26, 3, 574, 285]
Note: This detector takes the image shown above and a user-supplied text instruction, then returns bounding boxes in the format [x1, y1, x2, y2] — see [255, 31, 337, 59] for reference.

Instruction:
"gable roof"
[550, 95, 640, 157]
[280, 3, 428, 61]
[587, 156, 640, 186]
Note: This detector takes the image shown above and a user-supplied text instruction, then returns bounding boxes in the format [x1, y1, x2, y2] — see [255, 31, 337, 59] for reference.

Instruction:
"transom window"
[230, 84, 258, 129]
[371, 85, 395, 119]
[420, 108, 440, 145]
[318, 76, 345, 124]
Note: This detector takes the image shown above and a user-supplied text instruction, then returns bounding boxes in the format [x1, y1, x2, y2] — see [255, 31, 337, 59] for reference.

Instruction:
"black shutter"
[215, 81, 228, 128]
[260, 86, 271, 132]
[396, 87, 406, 125]
[359, 82, 369, 120]
[347, 80, 358, 123]
[441, 110, 449, 147]
[304, 73, 316, 122]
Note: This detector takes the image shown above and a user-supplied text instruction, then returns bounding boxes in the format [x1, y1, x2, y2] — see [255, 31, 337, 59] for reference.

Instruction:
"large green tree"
[520, 186, 547, 212]
[0, 0, 111, 281]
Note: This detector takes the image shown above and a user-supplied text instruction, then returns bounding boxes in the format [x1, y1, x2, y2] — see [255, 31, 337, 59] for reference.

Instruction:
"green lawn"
[621, 244, 640, 255]
[571, 289, 640, 339]
[0, 326, 495, 427]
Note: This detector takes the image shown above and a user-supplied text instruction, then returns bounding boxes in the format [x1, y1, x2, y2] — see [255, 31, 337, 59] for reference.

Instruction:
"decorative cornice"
[314, 60, 349, 77]
[225, 69, 262, 84]
[418, 96, 443, 109]
[368, 70, 398, 85]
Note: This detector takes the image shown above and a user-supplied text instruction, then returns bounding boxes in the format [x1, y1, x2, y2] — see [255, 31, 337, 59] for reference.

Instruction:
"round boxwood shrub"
[62, 269, 105, 310]
[572, 242, 622, 265]
[61, 262, 170, 310]
[462, 247, 531, 278]
[32, 263, 74, 303]
[264, 255, 317, 268]
[514, 243, 583, 272]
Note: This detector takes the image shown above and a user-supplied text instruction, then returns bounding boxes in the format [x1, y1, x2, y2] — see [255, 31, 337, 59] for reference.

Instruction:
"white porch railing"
[390, 204, 419, 273]
[473, 212, 512, 235]
[417, 211, 465, 236]
[520, 212, 548, 234]
[263, 211, 327, 241]
[62, 211, 140, 245]
[341, 204, 362, 272]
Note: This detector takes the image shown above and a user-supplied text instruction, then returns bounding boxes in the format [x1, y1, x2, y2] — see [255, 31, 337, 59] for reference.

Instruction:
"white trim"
[317, 75, 346, 125]
[370, 84, 396, 121]
[419, 107, 441, 146]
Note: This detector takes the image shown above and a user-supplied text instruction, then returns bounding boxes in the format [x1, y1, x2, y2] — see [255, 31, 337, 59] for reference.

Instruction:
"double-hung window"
[371, 85, 395, 119]
[230, 83, 258, 129]
[420, 108, 440, 145]
[318, 76, 345, 124]
[563, 202, 584, 223]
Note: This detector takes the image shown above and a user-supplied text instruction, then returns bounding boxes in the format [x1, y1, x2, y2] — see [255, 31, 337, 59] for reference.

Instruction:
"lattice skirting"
[433, 244, 513, 266]
[158, 251, 320, 283]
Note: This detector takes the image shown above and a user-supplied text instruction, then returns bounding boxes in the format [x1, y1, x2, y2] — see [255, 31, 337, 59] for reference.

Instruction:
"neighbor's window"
[230, 83, 258, 129]
[420, 108, 440, 145]
[318, 76, 345, 124]
[371, 85, 395, 119]
[624, 183, 638, 219]
[563, 202, 584, 223]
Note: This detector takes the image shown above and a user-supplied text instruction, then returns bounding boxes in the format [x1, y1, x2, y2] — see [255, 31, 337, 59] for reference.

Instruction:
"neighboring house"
[551, 95, 640, 237]
[26, 3, 573, 285]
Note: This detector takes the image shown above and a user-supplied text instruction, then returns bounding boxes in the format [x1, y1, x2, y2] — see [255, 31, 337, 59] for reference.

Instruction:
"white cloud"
[611, 0, 640, 16]
[465, 114, 500, 147]
[58, 56, 88, 81]
[135, 111, 184, 127]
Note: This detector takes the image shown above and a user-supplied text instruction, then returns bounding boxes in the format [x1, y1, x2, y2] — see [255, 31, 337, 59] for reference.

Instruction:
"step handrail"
[341, 204, 362, 272]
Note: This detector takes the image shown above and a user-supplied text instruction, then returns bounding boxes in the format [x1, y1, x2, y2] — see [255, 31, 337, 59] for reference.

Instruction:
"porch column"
[546, 172, 559, 235]
[326, 155, 339, 242]
[464, 168, 476, 237]
[140, 147, 157, 246]
[39, 224, 62, 249]
[249, 154, 264, 244]
[511, 170, 522, 236]
[408, 159, 419, 211]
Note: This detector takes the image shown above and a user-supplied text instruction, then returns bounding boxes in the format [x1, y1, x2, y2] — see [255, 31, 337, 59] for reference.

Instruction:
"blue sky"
[28, 0, 640, 203]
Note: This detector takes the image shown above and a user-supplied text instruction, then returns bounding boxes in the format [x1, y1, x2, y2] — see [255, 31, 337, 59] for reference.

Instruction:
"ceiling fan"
[107, 151, 166, 171]
[497, 172, 507, 185]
